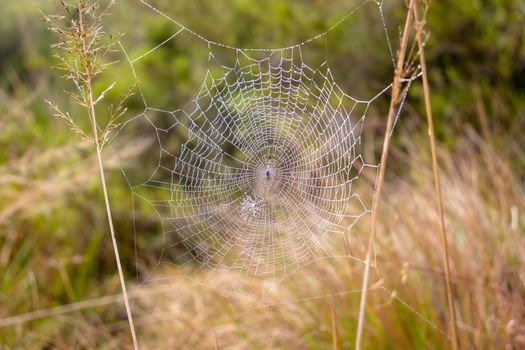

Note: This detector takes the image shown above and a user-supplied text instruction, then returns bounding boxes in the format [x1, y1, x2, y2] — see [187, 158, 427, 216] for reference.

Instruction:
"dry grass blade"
[0, 283, 185, 329]
[413, 0, 459, 348]
[354, 0, 415, 348]
[331, 301, 339, 350]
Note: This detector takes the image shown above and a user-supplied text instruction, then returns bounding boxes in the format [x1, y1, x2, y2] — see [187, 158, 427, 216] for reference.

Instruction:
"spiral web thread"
[112, 0, 440, 332]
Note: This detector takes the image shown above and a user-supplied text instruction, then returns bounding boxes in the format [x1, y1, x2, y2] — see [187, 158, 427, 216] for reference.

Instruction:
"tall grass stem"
[77, 3, 139, 349]
[355, 1, 415, 348]
[413, 1, 459, 347]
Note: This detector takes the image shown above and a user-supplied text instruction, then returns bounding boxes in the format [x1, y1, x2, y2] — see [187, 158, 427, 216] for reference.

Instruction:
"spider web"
[109, 0, 437, 336]
[124, 49, 383, 276]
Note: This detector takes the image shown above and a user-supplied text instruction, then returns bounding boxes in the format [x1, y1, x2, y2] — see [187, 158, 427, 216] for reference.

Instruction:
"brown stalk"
[331, 301, 339, 350]
[76, 2, 139, 349]
[413, 0, 459, 348]
[355, 0, 415, 348]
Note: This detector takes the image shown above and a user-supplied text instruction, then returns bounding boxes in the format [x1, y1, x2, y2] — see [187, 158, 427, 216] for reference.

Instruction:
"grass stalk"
[331, 301, 339, 350]
[412, 1, 459, 348]
[76, 3, 139, 349]
[354, 1, 415, 348]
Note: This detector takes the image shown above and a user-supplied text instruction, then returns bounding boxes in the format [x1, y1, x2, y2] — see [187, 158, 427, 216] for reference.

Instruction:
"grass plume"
[42, 1, 139, 348]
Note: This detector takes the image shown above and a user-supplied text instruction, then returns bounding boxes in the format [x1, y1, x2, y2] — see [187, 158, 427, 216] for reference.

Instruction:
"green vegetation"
[0, 0, 524, 349]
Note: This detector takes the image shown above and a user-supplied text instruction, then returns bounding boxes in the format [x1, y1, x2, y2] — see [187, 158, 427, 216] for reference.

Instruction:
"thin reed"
[42, 1, 138, 348]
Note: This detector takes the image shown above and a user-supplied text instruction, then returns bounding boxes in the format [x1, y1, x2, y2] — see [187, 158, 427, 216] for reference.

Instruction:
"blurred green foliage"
[424, 0, 525, 141]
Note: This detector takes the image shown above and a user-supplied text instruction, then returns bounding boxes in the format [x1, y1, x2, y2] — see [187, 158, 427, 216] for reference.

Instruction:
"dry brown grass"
[0, 140, 146, 226]
[92, 129, 524, 349]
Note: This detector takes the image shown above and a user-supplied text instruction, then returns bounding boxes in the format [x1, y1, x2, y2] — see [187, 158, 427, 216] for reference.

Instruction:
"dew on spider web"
[112, 0, 391, 278]
[108, 0, 437, 334]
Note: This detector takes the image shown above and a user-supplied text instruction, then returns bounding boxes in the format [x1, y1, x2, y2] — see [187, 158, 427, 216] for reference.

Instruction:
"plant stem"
[77, 2, 139, 349]
[331, 301, 339, 350]
[355, 1, 415, 348]
[412, 1, 459, 348]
